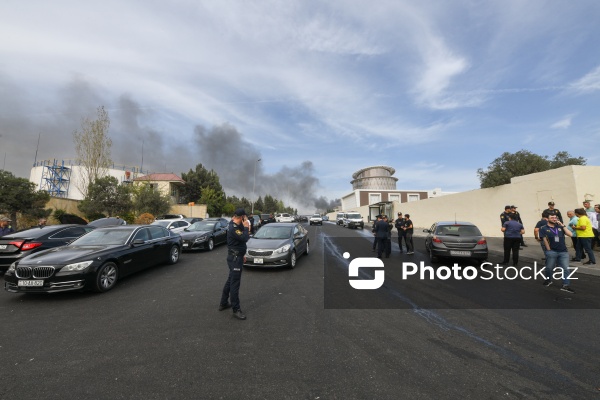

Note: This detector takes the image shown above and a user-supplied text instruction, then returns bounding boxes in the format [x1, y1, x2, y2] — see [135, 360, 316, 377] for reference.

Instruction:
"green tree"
[200, 187, 225, 217]
[254, 196, 264, 213]
[180, 164, 224, 203]
[133, 183, 172, 216]
[263, 195, 277, 213]
[477, 150, 586, 188]
[0, 170, 51, 227]
[73, 106, 113, 197]
[78, 176, 133, 219]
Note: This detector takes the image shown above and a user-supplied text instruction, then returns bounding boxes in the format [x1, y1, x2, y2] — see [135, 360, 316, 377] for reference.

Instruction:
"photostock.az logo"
[345, 253, 385, 290]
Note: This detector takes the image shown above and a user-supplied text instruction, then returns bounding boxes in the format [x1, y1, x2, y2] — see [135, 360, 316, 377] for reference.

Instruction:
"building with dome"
[340, 165, 452, 212]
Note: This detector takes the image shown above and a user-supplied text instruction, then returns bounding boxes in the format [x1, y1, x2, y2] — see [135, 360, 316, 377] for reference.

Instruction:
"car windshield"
[254, 226, 293, 240]
[346, 213, 361, 219]
[71, 229, 133, 245]
[281, 213, 291, 217]
[312, 214, 321, 218]
[187, 221, 216, 231]
[436, 225, 482, 236]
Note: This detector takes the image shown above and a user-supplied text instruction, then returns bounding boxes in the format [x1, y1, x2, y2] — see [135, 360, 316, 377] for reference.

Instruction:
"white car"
[276, 213, 295, 223]
[151, 219, 191, 234]
[309, 214, 323, 225]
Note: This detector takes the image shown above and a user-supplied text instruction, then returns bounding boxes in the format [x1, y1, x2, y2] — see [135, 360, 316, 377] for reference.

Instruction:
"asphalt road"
[1, 222, 599, 399]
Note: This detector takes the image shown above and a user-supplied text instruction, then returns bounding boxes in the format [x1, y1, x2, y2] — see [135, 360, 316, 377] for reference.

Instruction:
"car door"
[425, 223, 437, 250]
[148, 226, 172, 265]
[122, 227, 156, 275]
[214, 220, 228, 245]
[292, 224, 306, 255]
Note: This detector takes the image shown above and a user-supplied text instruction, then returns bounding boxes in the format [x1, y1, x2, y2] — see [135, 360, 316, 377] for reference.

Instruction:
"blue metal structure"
[40, 159, 71, 197]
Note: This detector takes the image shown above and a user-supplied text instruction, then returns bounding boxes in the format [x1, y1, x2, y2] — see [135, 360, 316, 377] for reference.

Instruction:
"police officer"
[0, 217, 14, 237]
[543, 201, 563, 223]
[395, 212, 406, 253]
[219, 208, 251, 320]
[373, 215, 388, 259]
[500, 205, 512, 227]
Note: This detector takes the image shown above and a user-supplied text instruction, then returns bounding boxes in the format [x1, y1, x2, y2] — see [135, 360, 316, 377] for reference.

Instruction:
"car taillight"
[432, 236, 443, 243]
[9, 241, 42, 251]
[477, 238, 487, 245]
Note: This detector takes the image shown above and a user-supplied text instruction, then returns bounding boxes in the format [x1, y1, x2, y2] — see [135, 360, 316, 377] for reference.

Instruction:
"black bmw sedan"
[4, 225, 182, 294]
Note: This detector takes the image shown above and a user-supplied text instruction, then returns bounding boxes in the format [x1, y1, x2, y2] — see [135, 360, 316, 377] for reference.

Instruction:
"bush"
[135, 213, 155, 225]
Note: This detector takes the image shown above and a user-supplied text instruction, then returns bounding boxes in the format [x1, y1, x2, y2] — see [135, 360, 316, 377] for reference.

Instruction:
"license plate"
[450, 251, 471, 257]
[0, 245, 6, 249]
[182, 243, 189, 247]
[18, 280, 44, 287]
[254, 258, 263, 264]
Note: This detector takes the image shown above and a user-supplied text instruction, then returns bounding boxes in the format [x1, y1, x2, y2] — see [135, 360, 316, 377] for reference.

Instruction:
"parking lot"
[1, 222, 599, 399]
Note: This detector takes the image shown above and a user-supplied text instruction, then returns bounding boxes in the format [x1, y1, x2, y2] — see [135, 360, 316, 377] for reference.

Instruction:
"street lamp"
[252, 158, 261, 213]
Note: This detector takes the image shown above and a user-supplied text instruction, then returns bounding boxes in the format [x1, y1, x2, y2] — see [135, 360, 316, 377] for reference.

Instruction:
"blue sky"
[1, 1, 599, 212]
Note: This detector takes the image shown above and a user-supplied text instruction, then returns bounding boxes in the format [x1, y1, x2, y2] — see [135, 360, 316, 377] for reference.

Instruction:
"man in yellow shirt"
[573, 208, 596, 265]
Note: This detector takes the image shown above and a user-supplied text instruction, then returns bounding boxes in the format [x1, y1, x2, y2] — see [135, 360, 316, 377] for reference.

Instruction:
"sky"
[1, 0, 600, 213]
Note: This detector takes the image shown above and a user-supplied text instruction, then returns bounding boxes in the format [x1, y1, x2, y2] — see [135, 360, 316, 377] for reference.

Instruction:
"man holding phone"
[219, 208, 251, 320]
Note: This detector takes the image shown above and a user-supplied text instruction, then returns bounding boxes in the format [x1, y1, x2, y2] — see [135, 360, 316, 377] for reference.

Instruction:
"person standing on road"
[0, 217, 14, 237]
[371, 215, 381, 252]
[394, 212, 406, 253]
[540, 214, 575, 293]
[403, 214, 414, 255]
[501, 213, 524, 266]
[543, 201, 563, 223]
[566, 210, 582, 261]
[500, 205, 512, 227]
[573, 208, 596, 265]
[219, 208, 251, 320]
[534, 211, 550, 257]
[373, 215, 388, 259]
[511, 205, 527, 247]
[383, 215, 392, 258]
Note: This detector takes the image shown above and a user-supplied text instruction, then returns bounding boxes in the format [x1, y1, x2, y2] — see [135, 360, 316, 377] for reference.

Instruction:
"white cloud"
[569, 65, 600, 93]
[550, 115, 574, 129]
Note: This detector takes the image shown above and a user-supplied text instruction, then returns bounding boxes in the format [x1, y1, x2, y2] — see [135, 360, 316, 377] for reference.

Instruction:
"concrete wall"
[327, 165, 600, 238]
[170, 204, 208, 219]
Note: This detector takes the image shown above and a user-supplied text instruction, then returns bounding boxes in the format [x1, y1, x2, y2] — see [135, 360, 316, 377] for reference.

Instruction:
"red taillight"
[477, 238, 487, 245]
[432, 236, 443, 243]
[9, 241, 42, 251]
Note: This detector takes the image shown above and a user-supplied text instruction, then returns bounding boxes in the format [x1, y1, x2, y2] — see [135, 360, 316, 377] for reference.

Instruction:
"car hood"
[247, 238, 290, 250]
[18, 245, 121, 265]
[179, 230, 211, 239]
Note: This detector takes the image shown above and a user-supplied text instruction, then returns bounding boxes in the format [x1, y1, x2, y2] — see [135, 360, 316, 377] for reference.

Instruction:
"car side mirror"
[132, 239, 145, 246]
[423, 229, 431, 233]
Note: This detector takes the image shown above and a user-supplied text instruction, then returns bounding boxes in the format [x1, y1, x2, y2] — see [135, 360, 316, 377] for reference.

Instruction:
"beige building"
[328, 165, 600, 238]
[133, 173, 185, 204]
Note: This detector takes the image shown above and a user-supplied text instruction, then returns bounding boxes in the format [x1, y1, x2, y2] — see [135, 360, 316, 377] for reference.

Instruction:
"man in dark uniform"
[500, 205, 512, 228]
[371, 215, 381, 252]
[383, 215, 392, 258]
[543, 201, 563, 223]
[395, 212, 406, 253]
[373, 215, 388, 259]
[219, 208, 251, 320]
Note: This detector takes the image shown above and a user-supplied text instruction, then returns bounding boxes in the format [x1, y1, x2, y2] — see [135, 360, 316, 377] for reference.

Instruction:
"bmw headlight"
[62, 260, 93, 272]
[194, 235, 208, 243]
[8, 262, 17, 272]
[274, 244, 291, 254]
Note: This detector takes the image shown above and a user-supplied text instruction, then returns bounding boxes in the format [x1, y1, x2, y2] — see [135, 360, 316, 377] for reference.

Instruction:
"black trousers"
[376, 237, 387, 258]
[503, 237, 521, 265]
[221, 253, 243, 312]
[397, 233, 407, 252]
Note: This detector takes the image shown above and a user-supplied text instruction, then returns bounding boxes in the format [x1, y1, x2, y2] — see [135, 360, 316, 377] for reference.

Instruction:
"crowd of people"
[371, 212, 414, 259]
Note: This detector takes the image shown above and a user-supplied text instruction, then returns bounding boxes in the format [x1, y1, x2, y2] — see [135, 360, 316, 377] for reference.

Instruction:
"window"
[50, 227, 89, 239]
[149, 226, 168, 239]
[389, 194, 400, 202]
[133, 228, 150, 242]
[408, 194, 420, 202]
[369, 193, 381, 205]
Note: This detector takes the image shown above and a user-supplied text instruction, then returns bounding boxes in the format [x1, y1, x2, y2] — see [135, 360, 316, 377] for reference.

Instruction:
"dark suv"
[259, 214, 276, 225]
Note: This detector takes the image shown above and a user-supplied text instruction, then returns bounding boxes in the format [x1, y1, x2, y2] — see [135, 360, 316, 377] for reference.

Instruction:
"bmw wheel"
[168, 245, 180, 264]
[207, 238, 214, 251]
[305, 241, 310, 256]
[288, 251, 297, 269]
[94, 262, 118, 292]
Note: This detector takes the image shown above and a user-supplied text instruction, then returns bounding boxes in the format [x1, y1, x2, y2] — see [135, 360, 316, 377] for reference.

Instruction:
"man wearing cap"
[543, 202, 563, 223]
[373, 214, 388, 259]
[500, 206, 512, 228]
[394, 212, 406, 253]
[219, 208, 251, 320]
[0, 217, 14, 237]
